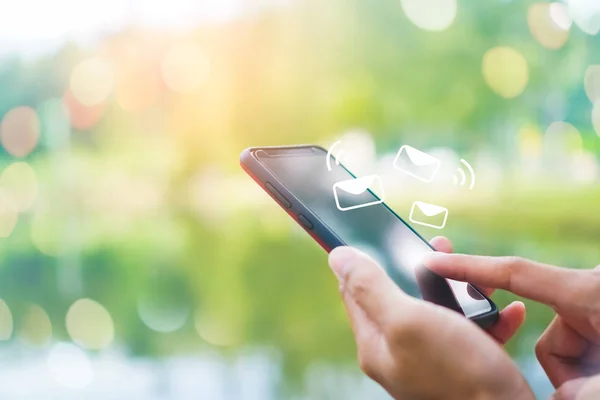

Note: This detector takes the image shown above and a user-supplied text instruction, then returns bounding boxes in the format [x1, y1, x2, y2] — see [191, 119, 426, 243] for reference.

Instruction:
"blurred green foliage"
[0, 0, 598, 397]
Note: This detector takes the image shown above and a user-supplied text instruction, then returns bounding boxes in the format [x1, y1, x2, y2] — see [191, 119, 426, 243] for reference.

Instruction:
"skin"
[327, 237, 534, 400]
[424, 242, 600, 400]
[328, 236, 600, 400]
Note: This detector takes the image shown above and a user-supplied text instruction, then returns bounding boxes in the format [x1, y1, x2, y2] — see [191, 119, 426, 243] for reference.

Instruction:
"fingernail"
[328, 247, 358, 280]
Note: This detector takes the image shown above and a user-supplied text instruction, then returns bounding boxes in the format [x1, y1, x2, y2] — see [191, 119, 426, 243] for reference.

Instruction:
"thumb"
[552, 377, 590, 400]
[329, 246, 409, 329]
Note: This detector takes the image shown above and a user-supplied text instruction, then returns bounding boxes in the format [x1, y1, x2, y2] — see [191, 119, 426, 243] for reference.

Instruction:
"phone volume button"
[265, 183, 292, 209]
[297, 214, 313, 230]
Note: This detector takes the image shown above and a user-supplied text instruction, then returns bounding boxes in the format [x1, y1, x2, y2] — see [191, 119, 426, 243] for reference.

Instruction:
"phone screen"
[257, 148, 492, 318]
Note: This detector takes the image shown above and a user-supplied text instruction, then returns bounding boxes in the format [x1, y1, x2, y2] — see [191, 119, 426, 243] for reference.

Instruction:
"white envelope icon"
[393, 145, 441, 183]
[409, 201, 449, 230]
[333, 175, 385, 211]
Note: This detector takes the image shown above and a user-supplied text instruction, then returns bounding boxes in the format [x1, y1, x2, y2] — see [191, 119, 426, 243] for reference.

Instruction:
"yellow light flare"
[0, 300, 13, 340]
[0, 106, 40, 157]
[19, 305, 52, 346]
[0, 162, 37, 212]
[194, 308, 240, 347]
[66, 299, 114, 351]
[161, 42, 211, 93]
[116, 62, 161, 112]
[400, 0, 458, 32]
[518, 124, 543, 158]
[0, 193, 18, 238]
[584, 65, 600, 103]
[482, 46, 529, 99]
[31, 207, 61, 256]
[528, 3, 570, 50]
[69, 57, 115, 107]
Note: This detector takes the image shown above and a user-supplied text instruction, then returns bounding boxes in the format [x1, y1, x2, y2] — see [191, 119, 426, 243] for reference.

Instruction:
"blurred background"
[0, 0, 599, 398]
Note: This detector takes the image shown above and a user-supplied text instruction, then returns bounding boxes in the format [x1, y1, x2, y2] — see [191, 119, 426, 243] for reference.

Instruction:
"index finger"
[429, 236, 494, 297]
[423, 253, 589, 308]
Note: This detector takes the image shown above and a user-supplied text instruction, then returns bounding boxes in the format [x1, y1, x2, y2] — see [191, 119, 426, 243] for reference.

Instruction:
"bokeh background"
[0, 0, 599, 398]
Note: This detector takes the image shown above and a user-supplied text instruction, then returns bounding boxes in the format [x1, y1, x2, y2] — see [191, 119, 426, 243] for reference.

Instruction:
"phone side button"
[265, 182, 292, 209]
[297, 214, 313, 230]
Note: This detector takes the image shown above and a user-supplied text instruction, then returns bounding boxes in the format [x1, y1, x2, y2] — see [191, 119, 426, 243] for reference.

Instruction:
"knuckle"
[357, 352, 378, 380]
[535, 329, 552, 363]
[345, 267, 378, 300]
[534, 337, 545, 359]
[552, 386, 568, 400]
[500, 256, 527, 271]
[588, 269, 600, 292]
[591, 266, 600, 282]
[498, 256, 528, 287]
[573, 270, 600, 313]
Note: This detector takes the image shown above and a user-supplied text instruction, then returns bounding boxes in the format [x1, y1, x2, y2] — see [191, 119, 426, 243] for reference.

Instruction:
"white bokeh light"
[570, 151, 599, 182]
[567, 0, 600, 35]
[70, 58, 115, 107]
[400, 0, 458, 32]
[138, 297, 189, 333]
[550, 2, 573, 30]
[545, 121, 583, 154]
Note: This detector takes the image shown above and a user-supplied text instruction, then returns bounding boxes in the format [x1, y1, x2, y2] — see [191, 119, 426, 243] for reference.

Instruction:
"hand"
[430, 237, 527, 344]
[551, 375, 600, 400]
[424, 246, 600, 395]
[327, 242, 534, 400]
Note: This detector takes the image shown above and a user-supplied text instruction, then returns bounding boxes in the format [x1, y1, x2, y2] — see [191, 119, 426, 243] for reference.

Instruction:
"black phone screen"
[257, 148, 492, 318]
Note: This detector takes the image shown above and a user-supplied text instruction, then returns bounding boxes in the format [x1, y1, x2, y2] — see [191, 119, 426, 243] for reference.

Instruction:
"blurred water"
[0, 345, 393, 400]
[0, 344, 559, 399]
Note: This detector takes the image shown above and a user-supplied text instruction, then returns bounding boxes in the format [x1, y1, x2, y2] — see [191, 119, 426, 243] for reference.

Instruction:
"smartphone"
[240, 145, 499, 328]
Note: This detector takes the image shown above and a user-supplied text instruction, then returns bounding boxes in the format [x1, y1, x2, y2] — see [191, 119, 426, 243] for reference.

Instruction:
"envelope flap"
[415, 201, 447, 217]
[336, 176, 377, 195]
[405, 146, 438, 166]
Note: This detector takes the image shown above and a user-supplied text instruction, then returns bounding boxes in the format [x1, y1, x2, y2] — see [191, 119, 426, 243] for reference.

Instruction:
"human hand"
[327, 242, 534, 400]
[424, 246, 600, 394]
[551, 374, 600, 400]
[430, 237, 527, 344]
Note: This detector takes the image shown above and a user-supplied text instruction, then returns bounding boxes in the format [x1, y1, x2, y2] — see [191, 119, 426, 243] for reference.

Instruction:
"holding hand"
[425, 247, 600, 399]
[328, 240, 534, 400]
